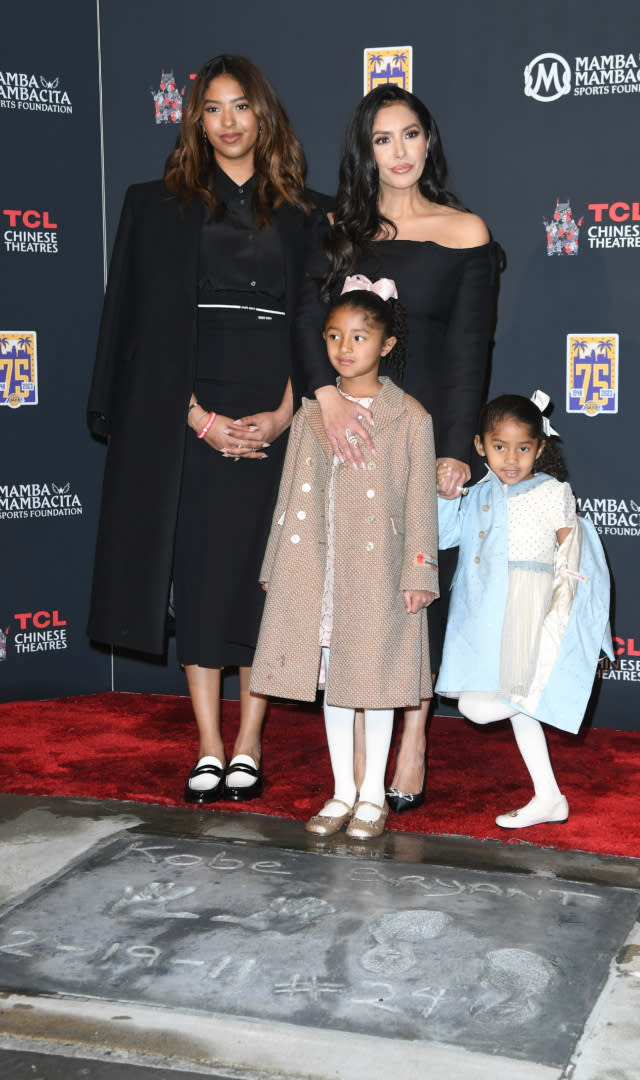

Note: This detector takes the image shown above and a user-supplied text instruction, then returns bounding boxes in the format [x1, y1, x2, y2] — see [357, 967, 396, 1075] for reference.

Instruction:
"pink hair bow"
[341, 274, 398, 301]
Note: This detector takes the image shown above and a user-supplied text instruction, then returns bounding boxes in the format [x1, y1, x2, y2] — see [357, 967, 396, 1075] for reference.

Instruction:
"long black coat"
[88, 180, 327, 655]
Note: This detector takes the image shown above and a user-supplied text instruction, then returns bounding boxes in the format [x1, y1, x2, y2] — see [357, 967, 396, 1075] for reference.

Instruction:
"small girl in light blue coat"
[436, 392, 613, 829]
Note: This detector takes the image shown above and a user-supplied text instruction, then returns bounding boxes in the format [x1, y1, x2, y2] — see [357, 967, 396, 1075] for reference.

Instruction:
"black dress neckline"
[374, 238, 497, 255]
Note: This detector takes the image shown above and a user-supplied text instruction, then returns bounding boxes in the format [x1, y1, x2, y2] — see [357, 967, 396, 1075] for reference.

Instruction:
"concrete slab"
[0, 993, 559, 1080]
[0, 794, 638, 1080]
[1, 827, 638, 1071]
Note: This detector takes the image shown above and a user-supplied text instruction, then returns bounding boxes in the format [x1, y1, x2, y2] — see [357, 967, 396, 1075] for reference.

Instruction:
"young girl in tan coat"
[250, 281, 438, 838]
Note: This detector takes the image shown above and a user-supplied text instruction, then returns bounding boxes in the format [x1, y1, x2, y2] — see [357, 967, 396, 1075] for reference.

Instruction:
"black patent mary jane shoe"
[184, 756, 226, 805]
[225, 754, 263, 801]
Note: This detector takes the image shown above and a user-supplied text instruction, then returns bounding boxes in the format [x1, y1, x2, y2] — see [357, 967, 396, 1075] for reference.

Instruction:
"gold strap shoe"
[345, 800, 389, 839]
[305, 799, 354, 836]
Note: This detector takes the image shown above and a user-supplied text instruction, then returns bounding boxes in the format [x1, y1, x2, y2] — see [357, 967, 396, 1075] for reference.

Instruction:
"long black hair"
[321, 85, 466, 299]
[325, 289, 408, 381]
[477, 394, 568, 481]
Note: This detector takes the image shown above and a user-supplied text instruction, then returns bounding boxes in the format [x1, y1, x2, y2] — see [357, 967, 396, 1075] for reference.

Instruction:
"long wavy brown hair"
[164, 54, 311, 225]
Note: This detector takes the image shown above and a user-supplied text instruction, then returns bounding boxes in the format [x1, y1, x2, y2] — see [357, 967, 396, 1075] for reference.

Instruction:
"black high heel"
[386, 772, 426, 814]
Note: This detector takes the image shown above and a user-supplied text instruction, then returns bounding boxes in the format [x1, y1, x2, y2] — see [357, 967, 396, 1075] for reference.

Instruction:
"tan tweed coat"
[249, 378, 439, 709]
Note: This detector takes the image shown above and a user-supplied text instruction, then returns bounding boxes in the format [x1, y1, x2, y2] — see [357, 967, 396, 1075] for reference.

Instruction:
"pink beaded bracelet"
[197, 411, 216, 439]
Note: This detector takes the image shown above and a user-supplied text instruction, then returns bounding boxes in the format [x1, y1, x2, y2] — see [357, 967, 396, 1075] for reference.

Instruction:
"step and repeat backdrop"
[1, 1, 638, 727]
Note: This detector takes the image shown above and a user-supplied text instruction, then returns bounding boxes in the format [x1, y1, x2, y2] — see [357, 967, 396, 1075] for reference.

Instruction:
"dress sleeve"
[87, 186, 137, 437]
[553, 481, 578, 530]
[438, 241, 500, 463]
[292, 218, 336, 396]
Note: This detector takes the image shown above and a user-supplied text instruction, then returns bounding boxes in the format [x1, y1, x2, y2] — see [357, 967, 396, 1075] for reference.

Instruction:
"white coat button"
[291, 534, 300, 544]
[367, 461, 376, 470]
[250, 280, 256, 287]
[301, 483, 311, 492]
[482, 504, 490, 512]
[305, 457, 313, 466]
[297, 510, 306, 520]
[367, 515, 376, 524]
[478, 530, 486, 538]
[366, 489, 375, 498]
[366, 541, 374, 551]
[474, 556, 481, 564]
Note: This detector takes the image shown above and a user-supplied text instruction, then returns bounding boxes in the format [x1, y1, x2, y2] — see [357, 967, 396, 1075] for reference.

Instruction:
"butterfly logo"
[40, 76, 60, 90]
[52, 482, 70, 495]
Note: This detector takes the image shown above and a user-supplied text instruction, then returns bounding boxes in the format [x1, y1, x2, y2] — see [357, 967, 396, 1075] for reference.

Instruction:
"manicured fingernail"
[263, 442, 271, 447]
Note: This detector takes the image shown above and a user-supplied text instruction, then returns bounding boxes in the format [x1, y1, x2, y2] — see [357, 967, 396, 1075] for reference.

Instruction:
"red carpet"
[0, 693, 638, 859]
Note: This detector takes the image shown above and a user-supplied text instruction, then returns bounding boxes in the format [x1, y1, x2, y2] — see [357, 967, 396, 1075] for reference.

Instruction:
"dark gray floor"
[1, 827, 638, 1069]
[0, 1047, 237, 1080]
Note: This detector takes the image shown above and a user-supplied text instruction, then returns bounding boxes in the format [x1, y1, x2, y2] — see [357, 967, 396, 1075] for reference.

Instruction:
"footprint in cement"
[360, 909, 452, 973]
[469, 947, 557, 1022]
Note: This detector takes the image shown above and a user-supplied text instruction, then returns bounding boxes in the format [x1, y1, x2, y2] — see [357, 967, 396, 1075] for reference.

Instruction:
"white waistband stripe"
[198, 303, 286, 316]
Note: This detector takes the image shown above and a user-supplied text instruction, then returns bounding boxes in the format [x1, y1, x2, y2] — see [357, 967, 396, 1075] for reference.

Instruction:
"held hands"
[187, 403, 283, 459]
[436, 457, 471, 499]
[315, 385, 375, 469]
[403, 590, 436, 613]
[225, 411, 288, 457]
[189, 407, 266, 458]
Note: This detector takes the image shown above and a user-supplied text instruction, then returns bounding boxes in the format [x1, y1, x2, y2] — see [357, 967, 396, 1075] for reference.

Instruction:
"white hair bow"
[530, 389, 559, 437]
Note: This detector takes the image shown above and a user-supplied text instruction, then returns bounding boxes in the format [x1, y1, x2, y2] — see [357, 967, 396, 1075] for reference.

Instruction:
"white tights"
[321, 647, 393, 810]
[458, 692, 562, 802]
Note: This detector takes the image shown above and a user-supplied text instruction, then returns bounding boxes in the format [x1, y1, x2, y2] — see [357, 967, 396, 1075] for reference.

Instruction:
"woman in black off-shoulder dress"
[295, 84, 500, 812]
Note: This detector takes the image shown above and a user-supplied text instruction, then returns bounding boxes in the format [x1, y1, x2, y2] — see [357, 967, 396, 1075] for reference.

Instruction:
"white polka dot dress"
[500, 478, 576, 696]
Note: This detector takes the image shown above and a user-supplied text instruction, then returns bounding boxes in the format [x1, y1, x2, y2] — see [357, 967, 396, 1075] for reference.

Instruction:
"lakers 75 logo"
[0, 332, 38, 408]
[566, 334, 618, 416]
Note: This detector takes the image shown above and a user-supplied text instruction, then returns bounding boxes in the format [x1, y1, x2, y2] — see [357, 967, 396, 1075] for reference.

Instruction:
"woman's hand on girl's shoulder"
[315, 384, 374, 468]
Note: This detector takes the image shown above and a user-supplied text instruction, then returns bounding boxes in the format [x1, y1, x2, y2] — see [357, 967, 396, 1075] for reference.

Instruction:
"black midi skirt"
[173, 304, 290, 668]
